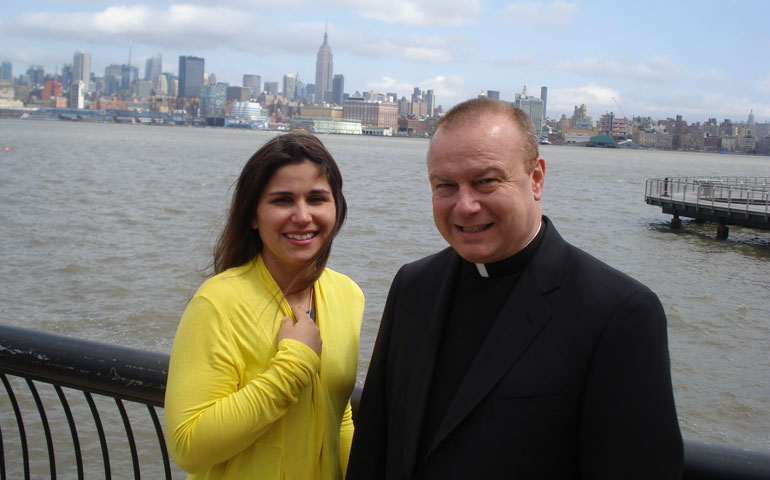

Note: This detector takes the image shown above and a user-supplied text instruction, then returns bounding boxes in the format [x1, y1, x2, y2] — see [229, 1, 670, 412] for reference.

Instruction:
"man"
[347, 98, 683, 479]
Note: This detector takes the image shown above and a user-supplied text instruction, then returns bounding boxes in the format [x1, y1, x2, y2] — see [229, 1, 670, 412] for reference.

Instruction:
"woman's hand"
[278, 307, 322, 356]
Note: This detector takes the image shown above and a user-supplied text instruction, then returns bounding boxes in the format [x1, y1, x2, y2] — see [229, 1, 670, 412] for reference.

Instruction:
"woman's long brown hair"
[212, 133, 347, 284]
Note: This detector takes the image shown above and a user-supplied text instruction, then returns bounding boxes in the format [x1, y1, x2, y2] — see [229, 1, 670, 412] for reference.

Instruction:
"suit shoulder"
[397, 247, 456, 279]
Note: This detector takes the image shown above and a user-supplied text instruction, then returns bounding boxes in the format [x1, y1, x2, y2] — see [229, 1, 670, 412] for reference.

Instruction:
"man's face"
[428, 112, 545, 264]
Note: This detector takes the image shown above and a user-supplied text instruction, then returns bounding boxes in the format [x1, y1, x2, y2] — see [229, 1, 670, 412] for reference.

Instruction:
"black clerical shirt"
[418, 220, 547, 458]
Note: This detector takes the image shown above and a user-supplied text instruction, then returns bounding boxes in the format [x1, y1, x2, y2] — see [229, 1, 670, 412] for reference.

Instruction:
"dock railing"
[2, 324, 770, 479]
[645, 176, 770, 224]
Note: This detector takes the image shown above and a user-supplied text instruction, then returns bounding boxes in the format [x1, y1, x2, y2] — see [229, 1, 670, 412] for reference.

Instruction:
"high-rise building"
[144, 54, 162, 82]
[69, 81, 85, 109]
[243, 74, 261, 99]
[0, 61, 12, 81]
[283, 73, 296, 100]
[73, 52, 91, 91]
[226, 86, 250, 103]
[178, 56, 205, 98]
[314, 28, 333, 104]
[540, 86, 548, 121]
[487, 90, 500, 101]
[121, 64, 138, 91]
[425, 89, 435, 116]
[332, 74, 344, 106]
[201, 84, 227, 123]
[26, 65, 45, 85]
[515, 85, 544, 135]
[264, 81, 279, 96]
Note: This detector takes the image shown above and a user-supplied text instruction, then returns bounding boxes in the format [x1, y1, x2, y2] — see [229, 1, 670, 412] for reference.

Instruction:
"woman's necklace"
[306, 286, 316, 322]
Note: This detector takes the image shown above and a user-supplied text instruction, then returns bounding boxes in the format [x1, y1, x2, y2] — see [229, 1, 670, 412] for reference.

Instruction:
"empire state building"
[315, 28, 333, 104]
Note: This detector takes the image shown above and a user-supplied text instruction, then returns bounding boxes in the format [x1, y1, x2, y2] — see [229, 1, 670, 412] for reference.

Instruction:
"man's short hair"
[433, 97, 540, 173]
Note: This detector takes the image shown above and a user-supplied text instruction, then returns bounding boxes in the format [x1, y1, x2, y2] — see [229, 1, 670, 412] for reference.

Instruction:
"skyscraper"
[315, 27, 333, 104]
[0, 61, 12, 81]
[486, 90, 500, 101]
[283, 73, 296, 101]
[540, 86, 548, 121]
[332, 74, 344, 106]
[243, 74, 261, 99]
[73, 52, 91, 92]
[144, 54, 162, 82]
[178, 56, 205, 98]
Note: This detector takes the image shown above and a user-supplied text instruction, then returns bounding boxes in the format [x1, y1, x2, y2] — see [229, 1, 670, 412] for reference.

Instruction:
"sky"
[1, 0, 769, 123]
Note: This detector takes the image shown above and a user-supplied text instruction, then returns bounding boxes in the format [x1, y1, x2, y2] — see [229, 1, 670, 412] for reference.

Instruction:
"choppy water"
[1, 120, 769, 454]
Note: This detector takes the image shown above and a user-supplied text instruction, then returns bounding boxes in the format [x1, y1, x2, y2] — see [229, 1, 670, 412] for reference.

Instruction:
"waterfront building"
[73, 52, 91, 91]
[69, 81, 85, 109]
[282, 73, 296, 101]
[487, 90, 500, 101]
[200, 84, 226, 124]
[301, 105, 343, 118]
[315, 28, 333, 104]
[243, 74, 261, 99]
[1, 61, 11, 82]
[168, 78, 178, 97]
[541, 86, 548, 121]
[332, 74, 344, 106]
[144, 54, 162, 83]
[178, 56, 205, 98]
[228, 101, 268, 128]
[290, 116, 362, 135]
[343, 98, 398, 130]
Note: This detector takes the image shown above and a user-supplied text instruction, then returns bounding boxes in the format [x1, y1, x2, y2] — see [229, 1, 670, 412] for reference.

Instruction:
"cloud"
[326, 0, 481, 26]
[548, 83, 620, 115]
[557, 55, 694, 84]
[493, 53, 538, 67]
[497, 1, 578, 29]
[345, 32, 458, 63]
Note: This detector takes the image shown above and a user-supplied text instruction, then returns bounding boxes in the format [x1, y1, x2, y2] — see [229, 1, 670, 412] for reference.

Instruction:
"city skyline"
[1, 1, 768, 123]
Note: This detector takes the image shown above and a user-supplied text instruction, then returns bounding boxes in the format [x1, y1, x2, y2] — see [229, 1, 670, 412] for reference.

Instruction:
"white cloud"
[497, 1, 578, 29]
[345, 32, 458, 63]
[557, 55, 693, 84]
[548, 83, 620, 114]
[493, 53, 538, 67]
[326, 0, 481, 26]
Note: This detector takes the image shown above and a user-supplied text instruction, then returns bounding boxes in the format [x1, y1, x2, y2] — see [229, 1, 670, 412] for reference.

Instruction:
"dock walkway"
[645, 177, 770, 238]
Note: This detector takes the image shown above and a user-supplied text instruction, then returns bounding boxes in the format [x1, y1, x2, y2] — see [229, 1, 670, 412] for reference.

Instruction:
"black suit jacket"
[348, 217, 683, 479]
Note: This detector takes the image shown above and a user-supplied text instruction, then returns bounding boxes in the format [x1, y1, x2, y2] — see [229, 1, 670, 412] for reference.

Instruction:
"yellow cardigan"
[165, 254, 364, 479]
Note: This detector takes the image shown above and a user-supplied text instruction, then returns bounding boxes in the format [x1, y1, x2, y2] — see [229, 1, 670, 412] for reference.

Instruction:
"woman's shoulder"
[320, 267, 362, 293]
[195, 263, 258, 304]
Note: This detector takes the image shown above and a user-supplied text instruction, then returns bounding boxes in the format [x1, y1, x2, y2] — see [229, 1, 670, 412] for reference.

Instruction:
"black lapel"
[426, 218, 566, 454]
[399, 248, 461, 476]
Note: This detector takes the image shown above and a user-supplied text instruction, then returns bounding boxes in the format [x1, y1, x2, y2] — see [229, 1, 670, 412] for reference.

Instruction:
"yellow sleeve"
[164, 294, 320, 473]
[339, 400, 354, 477]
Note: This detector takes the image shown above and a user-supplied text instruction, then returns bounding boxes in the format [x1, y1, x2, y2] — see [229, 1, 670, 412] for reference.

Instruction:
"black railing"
[1, 324, 769, 479]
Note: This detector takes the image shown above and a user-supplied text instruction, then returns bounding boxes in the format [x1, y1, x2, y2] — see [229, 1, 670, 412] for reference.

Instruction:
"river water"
[1, 119, 769, 455]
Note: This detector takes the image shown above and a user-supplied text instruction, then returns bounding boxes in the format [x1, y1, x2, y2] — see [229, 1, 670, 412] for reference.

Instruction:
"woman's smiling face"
[252, 160, 336, 281]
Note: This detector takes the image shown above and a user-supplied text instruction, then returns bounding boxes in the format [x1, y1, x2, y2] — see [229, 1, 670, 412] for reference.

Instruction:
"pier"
[645, 177, 770, 239]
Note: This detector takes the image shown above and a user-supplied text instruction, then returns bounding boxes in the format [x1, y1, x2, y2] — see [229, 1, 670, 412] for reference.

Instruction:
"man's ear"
[532, 156, 545, 201]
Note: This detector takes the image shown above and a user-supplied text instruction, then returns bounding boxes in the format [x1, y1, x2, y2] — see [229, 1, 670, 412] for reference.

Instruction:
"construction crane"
[612, 97, 627, 119]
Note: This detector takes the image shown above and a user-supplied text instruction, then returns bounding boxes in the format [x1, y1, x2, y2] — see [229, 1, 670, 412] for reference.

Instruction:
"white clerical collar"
[473, 219, 543, 278]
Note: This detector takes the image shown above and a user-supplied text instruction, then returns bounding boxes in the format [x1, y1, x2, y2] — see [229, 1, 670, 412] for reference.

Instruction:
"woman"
[165, 134, 364, 479]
